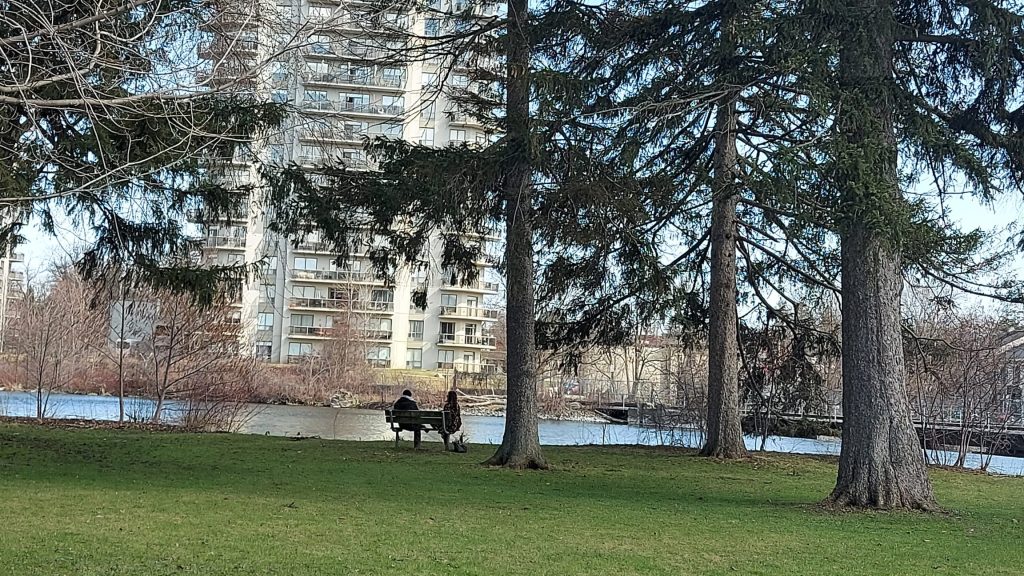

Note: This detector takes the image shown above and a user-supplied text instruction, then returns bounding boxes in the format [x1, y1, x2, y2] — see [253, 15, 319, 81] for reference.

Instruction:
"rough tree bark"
[826, 0, 936, 510]
[484, 0, 546, 469]
[701, 14, 747, 459]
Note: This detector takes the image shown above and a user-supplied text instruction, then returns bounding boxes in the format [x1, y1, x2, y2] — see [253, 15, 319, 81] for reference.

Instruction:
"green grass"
[0, 425, 1022, 575]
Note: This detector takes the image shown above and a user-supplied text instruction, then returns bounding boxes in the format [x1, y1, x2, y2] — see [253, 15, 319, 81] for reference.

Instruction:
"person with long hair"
[442, 390, 463, 451]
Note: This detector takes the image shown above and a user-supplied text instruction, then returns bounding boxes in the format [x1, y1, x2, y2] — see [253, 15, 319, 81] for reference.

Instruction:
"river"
[3, 391, 1023, 476]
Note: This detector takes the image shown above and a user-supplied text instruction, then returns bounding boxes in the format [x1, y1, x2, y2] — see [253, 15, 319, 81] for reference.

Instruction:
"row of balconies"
[289, 298, 394, 312]
[285, 354, 499, 373]
[438, 334, 497, 346]
[303, 72, 404, 90]
[286, 325, 495, 347]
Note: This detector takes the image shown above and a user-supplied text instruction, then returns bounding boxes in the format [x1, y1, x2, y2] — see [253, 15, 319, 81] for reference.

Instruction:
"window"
[255, 342, 272, 359]
[270, 61, 288, 81]
[271, 89, 289, 103]
[381, 67, 404, 86]
[438, 350, 455, 365]
[440, 321, 455, 342]
[341, 92, 370, 111]
[421, 72, 437, 88]
[419, 128, 434, 146]
[307, 5, 333, 20]
[452, 74, 469, 88]
[371, 289, 394, 304]
[465, 324, 477, 337]
[367, 346, 391, 364]
[294, 257, 317, 270]
[293, 285, 317, 298]
[368, 317, 392, 332]
[304, 89, 327, 102]
[292, 314, 314, 327]
[267, 144, 286, 164]
[300, 144, 321, 164]
[466, 296, 478, 309]
[381, 123, 403, 137]
[408, 320, 424, 341]
[449, 129, 466, 142]
[382, 95, 404, 113]
[406, 349, 422, 369]
[258, 313, 274, 329]
[423, 101, 436, 119]
[288, 342, 313, 356]
[309, 34, 333, 54]
[441, 294, 457, 307]
[424, 18, 440, 37]
[306, 60, 330, 81]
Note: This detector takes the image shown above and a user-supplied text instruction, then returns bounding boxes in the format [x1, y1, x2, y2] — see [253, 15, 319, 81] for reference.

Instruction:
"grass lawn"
[0, 424, 1022, 575]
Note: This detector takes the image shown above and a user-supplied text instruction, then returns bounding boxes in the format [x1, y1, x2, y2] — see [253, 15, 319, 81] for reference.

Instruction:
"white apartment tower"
[200, 0, 502, 372]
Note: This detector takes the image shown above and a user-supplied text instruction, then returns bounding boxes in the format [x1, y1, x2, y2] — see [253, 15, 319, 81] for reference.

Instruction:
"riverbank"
[1, 423, 1022, 575]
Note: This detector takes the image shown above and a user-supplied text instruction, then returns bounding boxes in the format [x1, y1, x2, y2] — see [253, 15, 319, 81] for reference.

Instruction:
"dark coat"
[393, 395, 419, 411]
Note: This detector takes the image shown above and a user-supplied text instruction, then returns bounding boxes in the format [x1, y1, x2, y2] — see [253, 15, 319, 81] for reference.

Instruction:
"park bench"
[385, 409, 450, 449]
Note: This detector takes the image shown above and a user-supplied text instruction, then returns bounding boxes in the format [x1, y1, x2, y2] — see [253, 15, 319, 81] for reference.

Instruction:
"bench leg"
[442, 433, 450, 452]
[414, 429, 422, 449]
[394, 431, 399, 449]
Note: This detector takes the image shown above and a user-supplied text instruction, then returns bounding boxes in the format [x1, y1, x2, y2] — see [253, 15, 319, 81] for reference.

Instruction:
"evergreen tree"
[814, 0, 1024, 510]
[0, 0, 289, 298]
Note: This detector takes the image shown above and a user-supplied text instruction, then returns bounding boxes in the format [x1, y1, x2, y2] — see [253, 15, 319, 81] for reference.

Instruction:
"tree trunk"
[700, 23, 746, 459]
[826, 0, 936, 510]
[485, 0, 546, 469]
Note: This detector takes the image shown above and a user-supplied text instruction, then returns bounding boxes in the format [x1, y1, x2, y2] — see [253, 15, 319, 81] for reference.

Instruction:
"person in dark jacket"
[393, 389, 418, 411]
[441, 390, 463, 451]
[393, 389, 423, 445]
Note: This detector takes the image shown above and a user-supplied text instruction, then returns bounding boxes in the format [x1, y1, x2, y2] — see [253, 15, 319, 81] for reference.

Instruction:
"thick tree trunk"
[485, 0, 546, 469]
[701, 33, 746, 459]
[826, 0, 936, 510]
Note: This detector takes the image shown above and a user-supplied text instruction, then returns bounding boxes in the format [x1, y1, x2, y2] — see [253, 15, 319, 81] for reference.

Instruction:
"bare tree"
[905, 298, 1018, 470]
[133, 291, 253, 426]
[9, 267, 102, 418]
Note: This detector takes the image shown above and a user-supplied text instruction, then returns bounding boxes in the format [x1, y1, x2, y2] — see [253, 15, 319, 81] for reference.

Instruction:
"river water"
[3, 391, 1023, 476]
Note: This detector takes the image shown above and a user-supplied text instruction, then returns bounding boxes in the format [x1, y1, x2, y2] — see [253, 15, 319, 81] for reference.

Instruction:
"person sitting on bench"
[393, 389, 423, 445]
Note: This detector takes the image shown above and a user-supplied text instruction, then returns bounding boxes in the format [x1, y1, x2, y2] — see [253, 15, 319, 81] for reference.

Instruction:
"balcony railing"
[289, 297, 348, 310]
[289, 325, 332, 337]
[436, 361, 498, 373]
[437, 334, 497, 347]
[290, 269, 378, 282]
[302, 98, 405, 115]
[363, 329, 393, 341]
[206, 236, 246, 248]
[303, 72, 406, 89]
[439, 306, 499, 319]
[442, 278, 500, 292]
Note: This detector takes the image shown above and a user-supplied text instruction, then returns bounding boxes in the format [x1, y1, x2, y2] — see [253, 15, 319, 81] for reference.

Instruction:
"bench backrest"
[385, 409, 445, 428]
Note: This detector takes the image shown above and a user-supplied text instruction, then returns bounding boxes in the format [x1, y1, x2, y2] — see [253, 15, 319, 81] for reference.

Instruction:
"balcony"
[352, 300, 394, 313]
[290, 269, 378, 283]
[306, 43, 390, 62]
[289, 326, 333, 337]
[436, 361, 498, 374]
[439, 306, 500, 320]
[437, 334, 497, 347]
[302, 98, 406, 116]
[367, 358, 391, 368]
[289, 297, 348, 310]
[363, 329, 393, 341]
[302, 71, 406, 90]
[206, 236, 246, 249]
[187, 208, 249, 223]
[442, 278, 500, 292]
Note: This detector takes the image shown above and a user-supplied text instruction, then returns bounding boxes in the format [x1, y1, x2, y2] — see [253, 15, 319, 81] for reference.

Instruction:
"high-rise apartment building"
[199, 0, 502, 372]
